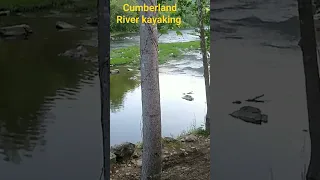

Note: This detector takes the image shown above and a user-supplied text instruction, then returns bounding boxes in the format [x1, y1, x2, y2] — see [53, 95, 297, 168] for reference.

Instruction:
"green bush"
[110, 0, 139, 33]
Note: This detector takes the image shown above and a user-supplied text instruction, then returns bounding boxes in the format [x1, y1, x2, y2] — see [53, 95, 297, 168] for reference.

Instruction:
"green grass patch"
[110, 41, 200, 66]
[177, 120, 210, 139]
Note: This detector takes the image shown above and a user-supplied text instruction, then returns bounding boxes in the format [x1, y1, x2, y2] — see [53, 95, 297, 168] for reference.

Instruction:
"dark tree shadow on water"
[0, 16, 97, 164]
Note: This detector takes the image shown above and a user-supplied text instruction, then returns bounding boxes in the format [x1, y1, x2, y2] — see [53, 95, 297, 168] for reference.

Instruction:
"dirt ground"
[110, 135, 210, 180]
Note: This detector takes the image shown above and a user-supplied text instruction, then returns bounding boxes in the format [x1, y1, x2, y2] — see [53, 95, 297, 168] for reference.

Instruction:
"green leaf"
[159, 28, 169, 34]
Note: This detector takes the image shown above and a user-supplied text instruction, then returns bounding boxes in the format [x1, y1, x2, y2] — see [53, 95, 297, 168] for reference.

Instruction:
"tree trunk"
[139, 0, 162, 179]
[297, 0, 320, 179]
[197, 0, 211, 132]
[97, 0, 110, 179]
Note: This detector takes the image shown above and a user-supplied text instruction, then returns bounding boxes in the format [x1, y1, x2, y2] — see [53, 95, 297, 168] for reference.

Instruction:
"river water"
[211, 0, 310, 179]
[0, 13, 204, 179]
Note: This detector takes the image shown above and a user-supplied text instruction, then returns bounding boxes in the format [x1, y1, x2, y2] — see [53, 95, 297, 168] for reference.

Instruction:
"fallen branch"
[245, 94, 266, 103]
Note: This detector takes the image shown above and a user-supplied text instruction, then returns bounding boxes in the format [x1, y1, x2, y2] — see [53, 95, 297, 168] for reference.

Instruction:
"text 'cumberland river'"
[122, 4, 177, 12]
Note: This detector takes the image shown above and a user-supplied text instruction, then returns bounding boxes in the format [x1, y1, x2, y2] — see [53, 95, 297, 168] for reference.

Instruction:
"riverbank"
[0, 0, 94, 12]
[111, 41, 200, 65]
[110, 127, 210, 180]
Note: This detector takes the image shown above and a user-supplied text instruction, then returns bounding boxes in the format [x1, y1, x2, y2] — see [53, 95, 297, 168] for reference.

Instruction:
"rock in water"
[59, 46, 88, 59]
[239, 106, 261, 113]
[110, 69, 120, 74]
[0, 10, 10, 16]
[0, 24, 32, 37]
[232, 100, 242, 104]
[111, 142, 136, 162]
[229, 106, 268, 125]
[182, 94, 194, 101]
[56, 21, 76, 29]
[86, 16, 98, 26]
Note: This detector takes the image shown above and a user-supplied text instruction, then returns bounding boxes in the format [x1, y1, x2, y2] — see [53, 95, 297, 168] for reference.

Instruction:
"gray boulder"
[0, 10, 10, 16]
[0, 24, 32, 37]
[182, 94, 194, 101]
[162, 137, 178, 143]
[86, 16, 98, 26]
[111, 142, 136, 162]
[59, 46, 88, 59]
[229, 106, 268, 124]
[56, 21, 76, 29]
[181, 134, 197, 142]
[110, 69, 120, 74]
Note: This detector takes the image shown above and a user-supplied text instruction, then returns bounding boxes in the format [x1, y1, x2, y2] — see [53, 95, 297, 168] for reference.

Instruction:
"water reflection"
[110, 71, 206, 145]
[0, 15, 94, 164]
[110, 67, 140, 112]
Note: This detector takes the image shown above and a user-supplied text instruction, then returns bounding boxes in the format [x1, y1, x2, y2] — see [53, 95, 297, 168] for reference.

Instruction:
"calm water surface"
[212, 0, 310, 179]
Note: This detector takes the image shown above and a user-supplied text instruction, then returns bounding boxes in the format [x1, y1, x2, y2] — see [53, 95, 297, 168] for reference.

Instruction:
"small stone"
[110, 69, 120, 75]
[181, 134, 197, 142]
[182, 94, 194, 101]
[163, 137, 178, 143]
[59, 46, 88, 59]
[132, 152, 139, 158]
[0, 10, 10, 16]
[0, 24, 32, 37]
[127, 68, 133, 71]
[232, 100, 242, 104]
[136, 159, 142, 167]
[56, 21, 76, 29]
[87, 16, 98, 26]
[110, 142, 136, 161]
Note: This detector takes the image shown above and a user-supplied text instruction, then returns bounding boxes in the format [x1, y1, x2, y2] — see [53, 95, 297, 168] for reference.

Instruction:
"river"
[211, 0, 310, 179]
[0, 13, 204, 179]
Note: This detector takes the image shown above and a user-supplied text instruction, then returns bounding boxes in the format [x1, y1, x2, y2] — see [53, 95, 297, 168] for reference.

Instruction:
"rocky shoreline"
[110, 133, 210, 180]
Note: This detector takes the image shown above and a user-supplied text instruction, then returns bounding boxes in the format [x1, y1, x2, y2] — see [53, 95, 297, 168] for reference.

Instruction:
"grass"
[110, 41, 200, 66]
[177, 119, 210, 139]
[134, 119, 209, 150]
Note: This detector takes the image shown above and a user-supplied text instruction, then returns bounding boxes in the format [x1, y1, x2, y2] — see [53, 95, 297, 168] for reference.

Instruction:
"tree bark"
[297, 0, 320, 179]
[197, 0, 211, 132]
[139, 0, 162, 179]
[97, 0, 110, 179]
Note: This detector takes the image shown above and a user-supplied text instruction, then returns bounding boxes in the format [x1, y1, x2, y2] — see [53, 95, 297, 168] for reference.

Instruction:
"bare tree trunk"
[139, 0, 162, 179]
[297, 0, 320, 179]
[197, 0, 211, 132]
[97, 0, 110, 179]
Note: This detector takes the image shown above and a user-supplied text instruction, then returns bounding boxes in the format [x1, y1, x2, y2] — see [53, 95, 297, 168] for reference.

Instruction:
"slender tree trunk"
[197, 0, 211, 132]
[297, 0, 320, 179]
[97, 0, 110, 179]
[139, 0, 162, 179]
[314, 0, 320, 13]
